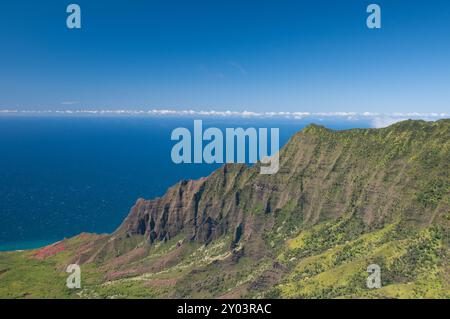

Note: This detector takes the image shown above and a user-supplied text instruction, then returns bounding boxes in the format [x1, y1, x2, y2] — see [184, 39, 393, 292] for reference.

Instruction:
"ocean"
[0, 116, 372, 251]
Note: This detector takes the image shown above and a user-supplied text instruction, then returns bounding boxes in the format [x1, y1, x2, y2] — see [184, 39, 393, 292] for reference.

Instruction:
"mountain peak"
[4, 119, 447, 299]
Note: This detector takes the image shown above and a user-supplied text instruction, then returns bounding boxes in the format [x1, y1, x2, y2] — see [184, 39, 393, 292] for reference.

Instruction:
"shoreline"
[0, 239, 59, 253]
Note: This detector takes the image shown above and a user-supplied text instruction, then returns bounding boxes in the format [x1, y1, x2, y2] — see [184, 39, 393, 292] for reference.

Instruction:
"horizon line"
[0, 109, 449, 119]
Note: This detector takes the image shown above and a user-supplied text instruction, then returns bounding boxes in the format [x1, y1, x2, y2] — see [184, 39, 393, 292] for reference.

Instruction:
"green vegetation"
[0, 119, 448, 299]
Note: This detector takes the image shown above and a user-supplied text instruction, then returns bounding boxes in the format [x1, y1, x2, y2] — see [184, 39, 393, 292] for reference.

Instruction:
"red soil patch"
[105, 246, 149, 268]
[105, 269, 140, 281]
[31, 242, 66, 260]
[77, 232, 99, 240]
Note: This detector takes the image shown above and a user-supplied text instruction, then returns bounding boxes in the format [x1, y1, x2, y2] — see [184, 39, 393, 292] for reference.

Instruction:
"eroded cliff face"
[113, 120, 450, 256]
[1, 120, 448, 298]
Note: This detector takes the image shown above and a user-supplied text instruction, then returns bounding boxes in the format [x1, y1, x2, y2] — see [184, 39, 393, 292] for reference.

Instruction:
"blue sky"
[0, 0, 449, 113]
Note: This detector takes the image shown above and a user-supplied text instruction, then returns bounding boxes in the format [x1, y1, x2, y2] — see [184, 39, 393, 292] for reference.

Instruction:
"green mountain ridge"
[0, 119, 449, 298]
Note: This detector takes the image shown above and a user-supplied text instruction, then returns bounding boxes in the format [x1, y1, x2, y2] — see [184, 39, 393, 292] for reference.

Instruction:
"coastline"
[0, 239, 59, 252]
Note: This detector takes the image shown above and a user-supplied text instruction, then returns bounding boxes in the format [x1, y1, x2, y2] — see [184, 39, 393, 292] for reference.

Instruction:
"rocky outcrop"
[113, 120, 450, 255]
[2, 119, 448, 299]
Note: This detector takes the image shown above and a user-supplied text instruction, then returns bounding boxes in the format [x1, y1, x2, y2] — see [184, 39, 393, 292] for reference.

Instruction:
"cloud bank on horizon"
[0, 109, 448, 129]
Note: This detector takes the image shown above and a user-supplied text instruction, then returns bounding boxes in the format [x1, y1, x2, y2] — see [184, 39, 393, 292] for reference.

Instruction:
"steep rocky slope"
[109, 119, 449, 260]
[0, 119, 448, 298]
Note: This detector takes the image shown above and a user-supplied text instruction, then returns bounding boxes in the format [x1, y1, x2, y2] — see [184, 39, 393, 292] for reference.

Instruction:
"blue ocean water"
[0, 116, 371, 251]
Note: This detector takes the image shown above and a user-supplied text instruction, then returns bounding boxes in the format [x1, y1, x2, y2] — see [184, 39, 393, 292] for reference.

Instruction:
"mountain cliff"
[0, 119, 449, 298]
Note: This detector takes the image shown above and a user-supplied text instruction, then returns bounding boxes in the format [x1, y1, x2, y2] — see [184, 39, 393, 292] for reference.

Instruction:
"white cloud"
[0, 108, 448, 126]
[371, 116, 407, 128]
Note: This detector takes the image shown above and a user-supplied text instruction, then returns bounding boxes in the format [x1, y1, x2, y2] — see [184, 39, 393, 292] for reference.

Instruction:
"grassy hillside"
[0, 119, 448, 299]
